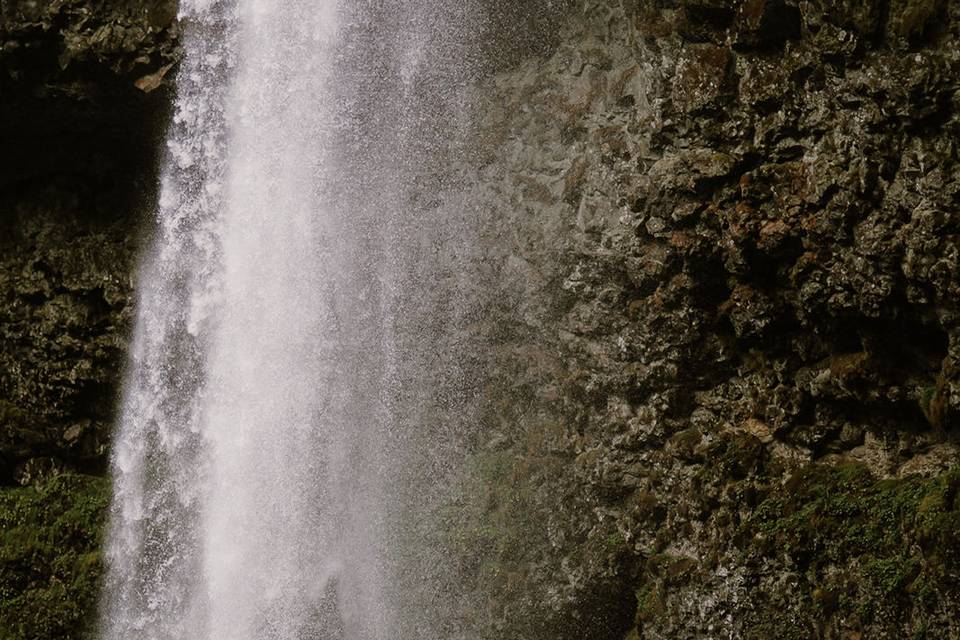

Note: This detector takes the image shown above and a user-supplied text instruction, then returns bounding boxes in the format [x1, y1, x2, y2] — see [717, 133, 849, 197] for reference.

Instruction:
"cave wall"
[462, 0, 960, 638]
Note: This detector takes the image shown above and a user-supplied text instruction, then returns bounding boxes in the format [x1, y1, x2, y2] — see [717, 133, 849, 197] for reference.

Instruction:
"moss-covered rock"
[733, 464, 960, 637]
[0, 473, 110, 640]
[0, 1, 176, 483]
[457, 0, 960, 636]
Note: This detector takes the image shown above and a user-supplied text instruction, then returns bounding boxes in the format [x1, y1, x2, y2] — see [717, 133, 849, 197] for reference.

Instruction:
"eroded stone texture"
[2, 0, 960, 638]
[0, 0, 179, 484]
[460, 0, 960, 637]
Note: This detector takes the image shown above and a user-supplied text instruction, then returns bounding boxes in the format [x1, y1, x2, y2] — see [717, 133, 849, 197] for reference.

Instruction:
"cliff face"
[3, 0, 960, 639]
[0, 0, 178, 485]
[463, 0, 960, 638]
[0, 3, 176, 636]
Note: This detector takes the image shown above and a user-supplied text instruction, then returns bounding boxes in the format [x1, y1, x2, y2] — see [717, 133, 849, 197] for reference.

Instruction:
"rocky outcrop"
[0, 2, 177, 636]
[463, 0, 960, 637]
[0, 473, 109, 640]
[0, 0, 179, 484]
[3, 0, 960, 638]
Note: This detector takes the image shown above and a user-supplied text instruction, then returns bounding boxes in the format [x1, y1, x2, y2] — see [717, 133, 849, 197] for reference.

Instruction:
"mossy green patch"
[0, 473, 110, 640]
[634, 583, 665, 624]
[443, 441, 638, 639]
[747, 463, 960, 625]
[452, 448, 560, 574]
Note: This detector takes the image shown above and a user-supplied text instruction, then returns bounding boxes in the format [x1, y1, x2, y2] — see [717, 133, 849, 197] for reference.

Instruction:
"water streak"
[100, 1, 485, 638]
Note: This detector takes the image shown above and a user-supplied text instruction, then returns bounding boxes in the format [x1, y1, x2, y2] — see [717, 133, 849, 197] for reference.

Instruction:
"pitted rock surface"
[0, 0, 178, 483]
[460, 1, 960, 638]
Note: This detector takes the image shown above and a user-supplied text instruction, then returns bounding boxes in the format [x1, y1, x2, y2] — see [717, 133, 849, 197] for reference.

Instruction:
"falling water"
[100, 1, 489, 638]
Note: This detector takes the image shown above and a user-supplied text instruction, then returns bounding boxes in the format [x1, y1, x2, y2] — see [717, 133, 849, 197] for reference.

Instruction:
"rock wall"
[0, 0, 178, 484]
[3, 0, 960, 638]
[462, 0, 960, 638]
[0, 2, 177, 636]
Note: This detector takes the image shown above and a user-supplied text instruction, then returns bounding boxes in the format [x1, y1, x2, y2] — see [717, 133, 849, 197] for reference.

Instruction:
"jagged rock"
[462, 0, 960, 638]
[3, 0, 960, 638]
[0, 2, 178, 482]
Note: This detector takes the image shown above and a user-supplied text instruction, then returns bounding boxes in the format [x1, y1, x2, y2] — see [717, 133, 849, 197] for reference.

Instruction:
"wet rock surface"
[462, 0, 960, 637]
[0, 3, 177, 636]
[3, 0, 960, 638]
[0, 0, 178, 484]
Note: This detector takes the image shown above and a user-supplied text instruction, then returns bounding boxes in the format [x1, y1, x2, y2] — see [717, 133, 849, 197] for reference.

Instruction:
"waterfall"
[100, 1, 487, 638]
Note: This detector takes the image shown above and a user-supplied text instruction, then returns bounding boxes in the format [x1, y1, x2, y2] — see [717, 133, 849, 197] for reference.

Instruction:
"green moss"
[442, 447, 560, 599]
[603, 531, 627, 552]
[644, 553, 696, 585]
[467, 450, 549, 564]
[443, 441, 641, 638]
[0, 473, 110, 640]
[700, 431, 764, 480]
[864, 554, 920, 596]
[746, 463, 960, 626]
[634, 584, 665, 624]
[917, 381, 947, 429]
[743, 616, 810, 640]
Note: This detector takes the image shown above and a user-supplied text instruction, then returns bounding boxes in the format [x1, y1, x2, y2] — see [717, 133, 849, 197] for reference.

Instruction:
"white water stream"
[100, 1, 486, 638]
